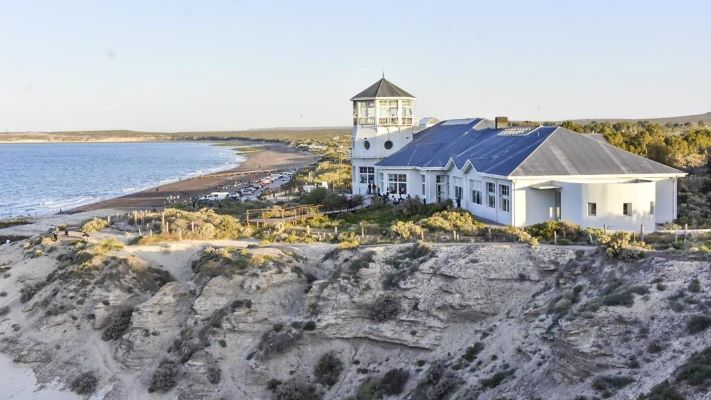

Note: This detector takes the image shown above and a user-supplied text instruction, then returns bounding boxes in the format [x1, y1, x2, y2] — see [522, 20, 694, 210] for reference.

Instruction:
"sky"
[1, 0, 710, 132]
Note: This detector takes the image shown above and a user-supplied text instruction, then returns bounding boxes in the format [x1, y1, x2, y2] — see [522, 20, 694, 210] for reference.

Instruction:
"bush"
[462, 342, 484, 362]
[687, 314, 711, 334]
[637, 380, 685, 400]
[206, 366, 221, 384]
[313, 351, 343, 387]
[337, 231, 361, 249]
[148, 360, 178, 393]
[272, 378, 322, 400]
[419, 210, 482, 235]
[392, 221, 424, 240]
[526, 221, 585, 242]
[70, 372, 98, 395]
[480, 368, 516, 389]
[102, 308, 133, 341]
[303, 320, 316, 331]
[20, 282, 46, 303]
[676, 347, 711, 387]
[0, 306, 9, 317]
[591, 375, 634, 397]
[380, 368, 409, 395]
[688, 278, 702, 293]
[80, 218, 109, 234]
[367, 294, 401, 322]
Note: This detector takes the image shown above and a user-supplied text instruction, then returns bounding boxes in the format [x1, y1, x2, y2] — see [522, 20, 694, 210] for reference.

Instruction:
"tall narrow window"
[499, 184, 510, 212]
[587, 202, 597, 216]
[421, 174, 426, 196]
[470, 180, 482, 205]
[650, 201, 655, 215]
[487, 182, 496, 208]
[623, 202, 632, 216]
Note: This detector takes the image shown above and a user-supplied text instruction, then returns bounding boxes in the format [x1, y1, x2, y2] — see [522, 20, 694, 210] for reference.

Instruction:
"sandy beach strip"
[68, 142, 318, 213]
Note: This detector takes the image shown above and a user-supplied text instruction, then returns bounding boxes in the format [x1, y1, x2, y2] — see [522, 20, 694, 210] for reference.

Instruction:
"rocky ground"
[0, 227, 709, 399]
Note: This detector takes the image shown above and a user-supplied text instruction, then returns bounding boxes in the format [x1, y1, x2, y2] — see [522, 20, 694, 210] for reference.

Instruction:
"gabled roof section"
[510, 127, 683, 176]
[351, 78, 415, 100]
[376, 120, 685, 177]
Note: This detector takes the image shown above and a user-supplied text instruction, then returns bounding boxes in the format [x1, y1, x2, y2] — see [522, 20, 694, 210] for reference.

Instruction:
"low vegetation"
[367, 294, 401, 322]
[70, 372, 98, 395]
[313, 351, 343, 387]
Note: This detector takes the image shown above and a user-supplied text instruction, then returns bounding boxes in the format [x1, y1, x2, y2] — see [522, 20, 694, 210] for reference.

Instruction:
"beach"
[68, 141, 318, 213]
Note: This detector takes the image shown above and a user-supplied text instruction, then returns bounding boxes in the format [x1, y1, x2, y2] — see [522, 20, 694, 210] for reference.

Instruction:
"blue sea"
[0, 142, 244, 218]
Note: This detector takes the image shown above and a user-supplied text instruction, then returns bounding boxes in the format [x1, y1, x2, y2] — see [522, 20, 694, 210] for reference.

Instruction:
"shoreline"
[67, 141, 318, 213]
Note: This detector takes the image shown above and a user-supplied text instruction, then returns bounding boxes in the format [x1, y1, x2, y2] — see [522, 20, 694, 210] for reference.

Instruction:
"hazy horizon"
[1, 1, 710, 132]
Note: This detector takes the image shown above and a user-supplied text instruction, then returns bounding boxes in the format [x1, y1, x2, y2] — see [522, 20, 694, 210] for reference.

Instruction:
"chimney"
[495, 116, 509, 129]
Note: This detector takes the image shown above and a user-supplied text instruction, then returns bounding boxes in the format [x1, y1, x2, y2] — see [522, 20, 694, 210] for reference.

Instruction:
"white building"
[350, 78, 686, 231]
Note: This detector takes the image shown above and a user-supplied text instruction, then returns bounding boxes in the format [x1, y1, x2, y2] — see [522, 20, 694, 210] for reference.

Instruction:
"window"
[363, 140, 370, 149]
[470, 180, 482, 205]
[401, 100, 413, 125]
[387, 174, 407, 195]
[454, 186, 463, 201]
[487, 182, 496, 208]
[650, 201, 655, 215]
[384, 140, 393, 150]
[358, 166, 375, 184]
[623, 202, 632, 216]
[587, 202, 597, 216]
[421, 174, 426, 196]
[378, 100, 399, 125]
[354, 101, 375, 125]
[499, 184, 510, 212]
[436, 175, 448, 202]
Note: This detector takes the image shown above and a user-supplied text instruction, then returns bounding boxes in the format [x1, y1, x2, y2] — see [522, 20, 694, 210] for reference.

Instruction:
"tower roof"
[351, 78, 415, 100]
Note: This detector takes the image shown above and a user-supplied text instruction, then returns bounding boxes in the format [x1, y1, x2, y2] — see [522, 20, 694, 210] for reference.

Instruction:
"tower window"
[384, 140, 393, 150]
[587, 202, 597, 216]
[363, 140, 370, 149]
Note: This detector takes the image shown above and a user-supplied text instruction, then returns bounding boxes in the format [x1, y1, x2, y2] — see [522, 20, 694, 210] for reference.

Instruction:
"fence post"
[420, 230, 425, 241]
[334, 226, 338, 235]
[603, 224, 607, 235]
[487, 228, 492, 241]
[553, 231, 557, 245]
[684, 224, 688, 242]
[640, 224, 644, 242]
[138, 227, 142, 237]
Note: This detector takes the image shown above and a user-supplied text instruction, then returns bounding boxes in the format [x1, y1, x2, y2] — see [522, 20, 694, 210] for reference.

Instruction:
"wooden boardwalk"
[245, 204, 362, 225]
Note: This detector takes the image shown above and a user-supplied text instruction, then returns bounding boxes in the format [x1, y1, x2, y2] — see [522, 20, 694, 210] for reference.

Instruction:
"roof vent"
[495, 116, 509, 129]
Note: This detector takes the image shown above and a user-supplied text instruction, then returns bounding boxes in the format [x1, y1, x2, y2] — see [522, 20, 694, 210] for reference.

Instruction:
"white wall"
[514, 177, 665, 231]
[654, 178, 677, 224]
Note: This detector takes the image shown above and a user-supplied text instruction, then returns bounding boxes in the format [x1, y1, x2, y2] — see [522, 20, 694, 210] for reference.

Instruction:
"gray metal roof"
[376, 119, 684, 177]
[351, 78, 414, 100]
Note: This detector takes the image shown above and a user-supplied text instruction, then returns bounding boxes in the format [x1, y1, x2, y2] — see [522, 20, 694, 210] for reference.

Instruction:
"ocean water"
[0, 142, 244, 218]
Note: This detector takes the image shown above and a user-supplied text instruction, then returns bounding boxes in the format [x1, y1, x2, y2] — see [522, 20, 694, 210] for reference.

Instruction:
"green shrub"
[70, 372, 98, 395]
[637, 380, 685, 400]
[687, 314, 711, 334]
[272, 378, 322, 400]
[367, 294, 401, 322]
[688, 278, 702, 293]
[676, 347, 711, 387]
[380, 368, 409, 395]
[313, 351, 343, 387]
[80, 218, 109, 234]
[591, 375, 634, 397]
[303, 320, 316, 331]
[526, 221, 585, 242]
[148, 360, 178, 393]
[102, 308, 133, 341]
[462, 343, 484, 362]
[419, 210, 482, 235]
[392, 221, 424, 240]
[480, 368, 516, 389]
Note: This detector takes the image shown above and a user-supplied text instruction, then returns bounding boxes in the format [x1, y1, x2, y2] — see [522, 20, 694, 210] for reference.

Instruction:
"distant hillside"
[567, 111, 711, 126]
